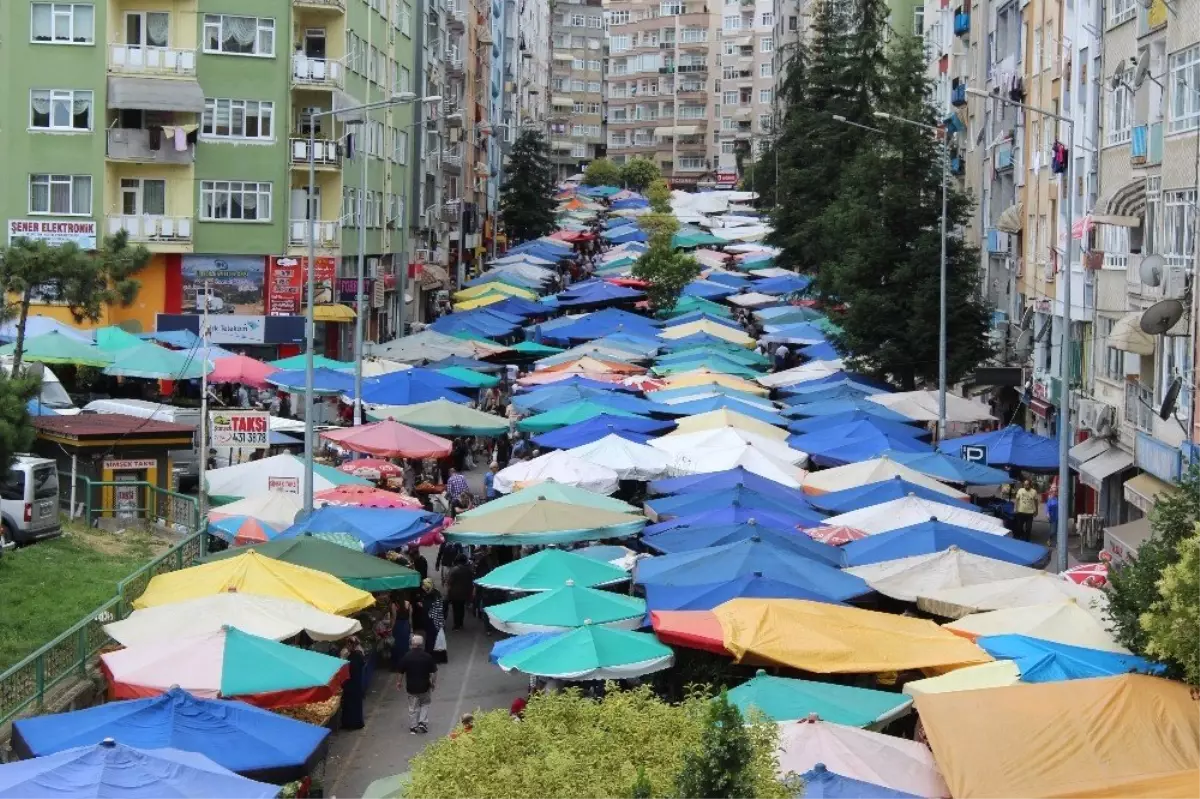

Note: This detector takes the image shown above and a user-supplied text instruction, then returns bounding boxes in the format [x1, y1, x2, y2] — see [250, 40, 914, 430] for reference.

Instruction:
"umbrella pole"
[199, 279, 210, 519]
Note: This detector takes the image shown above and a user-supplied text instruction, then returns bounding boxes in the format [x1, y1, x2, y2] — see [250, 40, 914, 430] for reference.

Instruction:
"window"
[760, 12, 773, 25]
[1107, 73, 1132, 144]
[120, 178, 166, 216]
[125, 11, 169, 48]
[789, 15, 798, 31]
[1097, 317, 1124, 382]
[399, 65, 411, 94]
[1170, 45, 1200, 133]
[31, 3, 94, 44]
[201, 99, 274, 140]
[722, 90, 738, 105]
[1032, 27, 1041, 73]
[759, 88, 773, 103]
[760, 61, 773, 77]
[1145, 176, 1161, 254]
[586, 102, 601, 113]
[573, 101, 585, 113]
[395, 130, 409, 164]
[587, 81, 602, 92]
[679, 156, 705, 170]
[570, 13, 585, 26]
[1108, 0, 1135, 26]
[571, 79, 585, 91]
[1158, 335, 1193, 407]
[759, 113, 772, 131]
[724, 40, 737, 55]
[203, 14, 275, 56]
[609, 9, 629, 24]
[724, 15, 741, 30]
[200, 181, 272, 221]
[573, 58, 585, 70]
[913, 6, 924, 35]
[722, 116, 735, 130]
[29, 89, 92, 131]
[1163, 188, 1197, 259]
[401, 1, 412, 35]
[678, 105, 705, 118]
[29, 174, 91, 216]
[760, 36, 773, 52]
[586, 15, 602, 27]
[661, 1, 682, 14]
[721, 140, 736, 153]
[572, 143, 588, 157]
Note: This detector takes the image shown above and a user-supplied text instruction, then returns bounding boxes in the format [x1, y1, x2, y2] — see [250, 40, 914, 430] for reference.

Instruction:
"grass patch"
[0, 525, 169, 671]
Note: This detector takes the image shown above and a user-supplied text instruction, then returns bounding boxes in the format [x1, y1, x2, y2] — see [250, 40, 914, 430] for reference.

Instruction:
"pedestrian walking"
[1013, 479, 1040, 542]
[447, 554, 474, 630]
[396, 635, 437, 734]
[484, 462, 500, 500]
[389, 592, 412, 671]
[338, 636, 367, 731]
[446, 467, 470, 504]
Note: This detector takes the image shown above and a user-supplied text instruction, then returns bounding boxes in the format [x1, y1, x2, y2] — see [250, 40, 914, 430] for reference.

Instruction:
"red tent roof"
[208, 354, 280, 389]
[321, 420, 452, 458]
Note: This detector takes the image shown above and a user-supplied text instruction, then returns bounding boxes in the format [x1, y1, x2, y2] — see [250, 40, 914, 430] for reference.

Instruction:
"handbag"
[435, 628, 448, 652]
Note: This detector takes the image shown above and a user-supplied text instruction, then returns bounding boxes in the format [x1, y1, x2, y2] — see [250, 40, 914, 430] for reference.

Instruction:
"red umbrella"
[321, 420, 452, 458]
[607, 278, 650, 288]
[1061, 562, 1108, 588]
[799, 525, 869, 546]
[316, 485, 422, 509]
[209, 355, 280, 389]
[337, 458, 405, 480]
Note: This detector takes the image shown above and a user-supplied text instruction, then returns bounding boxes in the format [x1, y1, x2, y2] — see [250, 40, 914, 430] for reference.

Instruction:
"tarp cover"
[279, 506, 444, 555]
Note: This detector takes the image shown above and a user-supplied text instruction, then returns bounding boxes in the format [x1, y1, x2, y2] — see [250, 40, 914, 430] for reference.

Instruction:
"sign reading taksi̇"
[210, 411, 269, 449]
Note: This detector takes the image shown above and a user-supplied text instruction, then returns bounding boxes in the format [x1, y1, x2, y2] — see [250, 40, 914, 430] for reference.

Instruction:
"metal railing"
[58, 475, 200, 532]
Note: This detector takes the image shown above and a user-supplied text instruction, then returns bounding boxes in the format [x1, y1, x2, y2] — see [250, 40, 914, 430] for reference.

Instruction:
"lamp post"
[304, 92, 441, 515]
[968, 86, 1075, 573]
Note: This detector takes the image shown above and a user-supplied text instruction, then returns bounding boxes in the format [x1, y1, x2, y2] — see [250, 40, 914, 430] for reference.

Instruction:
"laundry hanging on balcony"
[1050, 141, 1068, 174]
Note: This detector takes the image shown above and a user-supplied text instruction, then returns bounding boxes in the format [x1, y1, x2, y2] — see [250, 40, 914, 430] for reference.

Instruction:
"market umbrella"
[788, 413, 927, 439]
[202, 534, 420, 591]
[644, 506, 807, 536]
[566, 434, 674, 480]
[205, 455, 370, 504]
[363, 773, 413, 799]
[867, 390, 995, 423]
[652, 356, 762, 379]
[789, 426, 933, 468]
[321, 419, 452, 459]
[783, 399, 914, 422]
[660, 371, 769, 396]
[839, 521, 1049, 567]
[133, 550, 375, 616]
[0, 740, 278, 799]
[649, 427, 805, 466]
[1061, 562, 1109, 588]
[648, 466, 802, 502]
[445, 499, 645, 546]
[475, 548, 629, 592]
[806, 476, 975, 515]
[775, 716, 948, 798]
[901, 661, 1022, 697]
[800, 526, 869, 546]
[658, 320, 755, 347]
[798, 764, 920, 799]
[844, 547, 1043, 601]
[820, 495, 1007, 536]
[354, 370, 471, 406]
[943, 600, 1130, 652]
[485, 581, 646, 634]
[268, 354, 352, 371]
[435, 365, 500, 388]
[208, 492, 305, 530]
[496, 624, 674, 680]
[645, 485, 825, 526]
[494, 450, 622, 495]
[880, 450, 1014, 486]
[267, 367, 356, 394]
[209, 355, 279, 389]
[104, 593, 362, 646]
[336, 458, 405, 481]
[668, 409, 788, 440]
[315, 485, 423, 510]
[643, 521, 839, 565]
[917, 575, 1109, 622]
[279, 506, 444, 555]
[366, 399, 509, 436]
[105, 342, 212, 380]
[937, 424, 1059, 470]
[513, 386, 666, 417]
[101, 626, 349, 709]
[727, 670, 911, 727]
[643, 573, 846, 616]
[9, 688, 328, 784]
[488, 632, 565, 665]
[457, 481, 639, 519]
[976, 635, 1163, 683]
[517, 400, 646, 434]
[206, 516, 285, 547]
[0, 331, 112, 367]
[532, 415, 676, 449]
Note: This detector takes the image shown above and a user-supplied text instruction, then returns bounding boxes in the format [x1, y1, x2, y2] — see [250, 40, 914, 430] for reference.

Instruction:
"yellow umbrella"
[454, 281, 537, 301]
[665, 408, 787, 440]
[454, 292, 508, 311]
[660, 371, 770, 396]
[133, 550, 375, 616]
[658, 320, 755, 347]
[901, 660, 1021, 696]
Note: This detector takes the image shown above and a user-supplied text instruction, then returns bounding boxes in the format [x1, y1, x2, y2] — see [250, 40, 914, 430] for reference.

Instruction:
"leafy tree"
[633, 214, 700, 312]
[676, 691, 756, 799]
[0, 231, 149, 373]
[583, 158, 621, 187]
[620, 157, 662, 192]
[628, 767, 653, 799]
[1140, 528, 1200, 685]
[500, 130, 557, 244]
[0, 372, 39, 498]
[646, 179, 672, 213]
[406, 686, 789, 799]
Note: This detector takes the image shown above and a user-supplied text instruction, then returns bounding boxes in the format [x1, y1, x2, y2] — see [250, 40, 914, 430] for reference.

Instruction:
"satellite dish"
[1159, 375, 1183, 420]
[1133, 50, 1151, 88]
[1140, 298, 1185, 335]
[1140, 253, 1165, 286]
[1109, 73, 1125, 90]
[1014, 328, 1034, 359]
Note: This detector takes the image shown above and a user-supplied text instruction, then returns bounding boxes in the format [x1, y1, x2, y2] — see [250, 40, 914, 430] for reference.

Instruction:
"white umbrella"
[868, 391, 996, 423]
[651, 390, 779, 411]
[758, 360, 847, 388]
[663, 444, 807, 489]
[726, 292, 782, 309]
[846, 549, 1043, 602]
[567, 434, 674, 481]
[360, 357, 411, 376]
[206, 491, 304, 529]
[802, 458, 969, 499]
[366, 330, 481, 363]
[821, 496, 1009, 536]
[205, 455, 351, 500]
[648, 428, 806, 465]
[917, 575, 1110, 621]
[103, 593, 362, 646]
[494, 450, 621, 495]
[745, 267, 794, 279]
[942, 599, 1128, 652]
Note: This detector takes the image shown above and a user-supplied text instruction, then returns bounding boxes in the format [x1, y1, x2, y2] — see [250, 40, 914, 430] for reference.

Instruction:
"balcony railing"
[289, 220, 340, 246]
[441, 148, 463, 171]
[289, 137, 342, 167]
[441, 202, 462, 224]
[995, 142, 1014, 170]
[447, 58, 464, 75]
[1124, 381, 1155, 432]
[106, 128, 195, 164]
[292, 55, 344, 88]
[448, 4, 466, 29]
[294, 0, 346, 10]
[108, 44, 197, 76]
[107, 215, 192, 243]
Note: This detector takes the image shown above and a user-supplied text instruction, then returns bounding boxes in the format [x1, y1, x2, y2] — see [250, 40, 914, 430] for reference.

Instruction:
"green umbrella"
[476, 549, 630, 592]
[104, 342, 212, 380]
[497, 624, 674, 680]
[366, 398, 509, 436]
[511, 341, 564, 356]
[446, 499, 645, 546]
[458, 482, 638, 519]
[95, 325, 146, 352]
[651, 357, 763, 379]
[726, 669, 914, 727]
[310, 532, 365, 551]
[201, 534, 419, 591]
[0, 331, 112, 367]
[659, 297, 734, 319]
[364, 773, 411, 799]
[672, 231, 725, 249]
[485, 582, 646, 634]
[657, 345, 770, 367]
[516, 400, 644, 433]
[813, 317, 844, 335]
[269, 354, 353, 371]
[435, 365, 500, 388]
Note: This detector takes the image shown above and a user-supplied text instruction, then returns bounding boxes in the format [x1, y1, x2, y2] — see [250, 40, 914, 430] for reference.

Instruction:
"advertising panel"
[181, 255, 266, 315]
[266, 256, 337, 315]
[210, 410, 270, 449]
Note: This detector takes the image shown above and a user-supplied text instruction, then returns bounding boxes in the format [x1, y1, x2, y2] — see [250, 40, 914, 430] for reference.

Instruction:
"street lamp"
[967, 86, 1075, 573]
[304, 92, 441, 515]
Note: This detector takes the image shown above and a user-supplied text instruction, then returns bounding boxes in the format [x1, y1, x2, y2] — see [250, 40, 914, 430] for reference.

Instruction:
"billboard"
[210, 410, 270, 449]
[181, 255, 266, 315]
[8, 219, 97, 249]
[266, 256, 337, 316]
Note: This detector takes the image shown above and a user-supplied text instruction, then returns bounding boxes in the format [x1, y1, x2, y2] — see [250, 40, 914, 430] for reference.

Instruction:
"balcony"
[1130, 122, 1163, 166]
[289, 137, 342, 168]
[107, 215, 192, 246]
[448, 4, 466, 30]
[442, 147, 463, 172]
[441, 201, 462, 225]
[447, 58, 465, 76]
[106, 128, 194, 164]
[443, 101, 463, 125]
[291, 55, 344, 88]
[953, 10, 970, 36]
[677, 63, 708, 74]
[950, 82, 967, 106]
[108, 45, 197, 76]
[289, 220, 340, 247]
[294, 0, 346, 11]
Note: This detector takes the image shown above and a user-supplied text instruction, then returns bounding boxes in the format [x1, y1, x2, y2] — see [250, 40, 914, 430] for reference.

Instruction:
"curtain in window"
[30, 91, 51, 115]
[70, 176, 90, 214]
[74, 5, 93, 39]
[241, 188, 257, 220]
[143, 181, 166, 215]
[147, 13, 169, 46]
[30, 180, 49, 213]
[31, 5, 52, 39]
[73, 91, 92, 118]
[51, 180, 71, 214]
[223, 16, 257, 49]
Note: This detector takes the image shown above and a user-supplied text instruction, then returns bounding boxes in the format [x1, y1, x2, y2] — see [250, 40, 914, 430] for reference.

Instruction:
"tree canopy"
[646, 179, 672, 213]
[633, 215, 700, 312]
[1140, 527, 1200, 685]
[676, 691, 759, 799]
[0, 372, 40, 496]
[620, 158, 662, 192]
[583, 158, 622, 187]
[500, 130, 558, 245]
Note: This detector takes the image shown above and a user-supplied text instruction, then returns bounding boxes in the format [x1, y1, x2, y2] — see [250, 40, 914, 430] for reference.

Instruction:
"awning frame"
[1093, 178, 1147, 221]
[1078, 447, 1135, 491]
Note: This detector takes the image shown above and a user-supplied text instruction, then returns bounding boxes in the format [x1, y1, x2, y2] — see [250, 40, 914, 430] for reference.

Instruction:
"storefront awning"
[552, 96, 573, 107]
[1078, 446, 1134, 491]
[312, 303, 356, 322]
[1108, 312, 1156, 355]
[1104, 517, 1153, 563]
[419, 263, 450, 289]
[1093, 178, 1146, 222]
[107, 76, 205, 112]
[1123, 472, 1174, 514]
[1068, 436, 1110, 469]
[995, 202, 1024, 234]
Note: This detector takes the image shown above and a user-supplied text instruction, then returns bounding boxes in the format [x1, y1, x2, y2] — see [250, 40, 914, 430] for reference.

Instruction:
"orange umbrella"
[542, 356, 646, 375]
[321, 420, 452, 458]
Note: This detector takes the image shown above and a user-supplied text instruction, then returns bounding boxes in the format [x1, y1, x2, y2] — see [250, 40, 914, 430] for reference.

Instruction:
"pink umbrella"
[338, 458, 405, 480]
[321, 420, 452, 458]
[622, 375, 667, 391]
[1061, 562, 1108, 588]
[209, 354, 280, 389]
[315, 485, 423, 509]
[800, 525, 870, 546]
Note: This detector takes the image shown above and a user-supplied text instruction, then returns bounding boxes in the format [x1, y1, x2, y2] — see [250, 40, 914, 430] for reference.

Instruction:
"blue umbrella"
[807, 476, 976, 514]
[634, 538, 871, 601]
[650, 467, 805, 503]
[426, 354, 505, 372]
[0, 740, 278, 798]
[353, 370, 472, 405]
[547, 313, 659, 343]
[515, 375, 640, 394]
[644, 573, 844, 621]
[782, 398, 915, 421]
[643, 521, 841, 566]
[660, 311, 746, 329]
[659, 332, 751, 350]
[514, 386, 666, 416]
[26, 399, 61, 417]
[281, 506, 444, 555]
[788, 412, 927, 437]
[596, 332, 663, 355]
[644, 506, 807, 536]
[759, 323, 827, 345]
[483, 296, 551, 317]
[557, 282, 646, 308]
[705, 272, 751, 288]
[799, 341, 841, 361]
[753, 274, 812, 295]
[646, 384, 772, 406]
[489, 631, 565, 665]
[782, 372, 894, 393]
[654, 396, 785, 426]
[938, 424, 1060, 471]
[682, 281, 737, 300]
[430, 313, 518, 338]
[603, 227, 649, 244]
[780, 381, 886, 402]
[882, 449, 1014, 485]
[10, 687, 328, 783]
[799, 765, 920, 799]
[532, 414, 676, 449]
[840, 519, 1050, 567]
[977, 635, 1165, 683]
[267, 367, 356, 394]
[789, 424, 934, 467]
[465, 270, 546, 289]
[646, 487, 826, 527]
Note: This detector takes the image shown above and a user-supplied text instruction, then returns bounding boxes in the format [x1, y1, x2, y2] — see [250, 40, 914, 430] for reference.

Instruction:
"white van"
[0, 358, 80, 415]
[0, 455, 61, 548]
[81, 399, 201, 489]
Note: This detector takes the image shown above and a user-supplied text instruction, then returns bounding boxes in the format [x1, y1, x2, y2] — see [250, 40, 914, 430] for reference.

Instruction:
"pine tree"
[675, 692, 756, 799]
[500, 130, 558, 244]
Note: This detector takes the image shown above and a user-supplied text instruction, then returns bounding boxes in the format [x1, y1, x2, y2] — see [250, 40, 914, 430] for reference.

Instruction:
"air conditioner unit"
[1078, 398, 1116, 436]
[1163, 264, 1190, 299]
[415, 248, 432, 262]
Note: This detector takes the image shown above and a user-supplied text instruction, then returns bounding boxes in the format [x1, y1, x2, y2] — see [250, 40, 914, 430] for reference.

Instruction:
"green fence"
[0, 520, 207, 728]
[58, 473, 200, 532]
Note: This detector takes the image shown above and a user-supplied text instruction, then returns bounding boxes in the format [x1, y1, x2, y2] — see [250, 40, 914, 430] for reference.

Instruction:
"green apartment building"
[0, 0, 423, 354]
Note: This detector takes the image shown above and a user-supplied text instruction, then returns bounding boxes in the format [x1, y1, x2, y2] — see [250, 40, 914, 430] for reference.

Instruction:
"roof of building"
[34, 413, 195, 438]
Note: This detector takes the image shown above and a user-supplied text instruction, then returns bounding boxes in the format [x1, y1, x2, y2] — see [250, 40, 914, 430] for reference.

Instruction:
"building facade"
[550, 0, 606, 180]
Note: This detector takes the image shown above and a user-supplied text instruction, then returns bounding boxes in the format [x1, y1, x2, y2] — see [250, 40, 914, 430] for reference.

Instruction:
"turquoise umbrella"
[104, 342, 212, 380]
[497, 624, 674, 680]
[456, 482, 639, 519]
[484, 582, 647, 634]
[475, 549, 631, 592]
[516, 400, 645, 433]
[727, 669, 914, 726]
[269, 354, 353, 371]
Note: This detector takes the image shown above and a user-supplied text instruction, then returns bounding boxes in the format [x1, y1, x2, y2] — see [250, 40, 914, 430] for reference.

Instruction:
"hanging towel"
[174, 125, 187, 151]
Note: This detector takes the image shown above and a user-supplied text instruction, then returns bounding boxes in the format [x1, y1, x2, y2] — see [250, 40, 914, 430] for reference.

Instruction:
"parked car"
[0, 455, 61, 549]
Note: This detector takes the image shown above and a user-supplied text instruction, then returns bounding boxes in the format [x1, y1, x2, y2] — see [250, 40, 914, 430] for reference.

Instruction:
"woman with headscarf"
[339, 636, 367, 730]
[388, 591, 412, 671]
[421, 578, 449, 664]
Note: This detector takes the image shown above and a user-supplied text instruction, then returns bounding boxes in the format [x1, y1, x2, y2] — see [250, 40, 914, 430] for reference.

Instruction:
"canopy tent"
[644, 519, 841, 565]
[445, 499, 645, 546]
[320, 420, 452, 459]
[913, 675, 1199, 799]
[788, 412, 924, 437]
[977, 634, 1162, 683]
[206, 516, 286, 547]
[104, 593, 362, 646]
[532, 414, 677, 449]
[367, 330, 499, 363]
[365, 399, 509, 436]
[645, 505, 822, 537]
[659, 444, 808, 489]
[649, 383, 777, 408]
[350, 370, 472, 406]
[820, 495, 1008, 536]
[0, 332, 112, 367]
[648, 427, 806, 466]
[205, 455, 369, 504]
[801, 457, 967, 499]
[658, 320, 756, 347]
[456, 481, 639, 519]
[105, 342, 212, 380]
[642, 572, 847, 616]
[807, 477, 975, 515]
[512, 386, 665, 417]
[484, 583, 647, 634]
[727, 670, 911, 727]
[797, 765, 920, 799]
[435, 365, 500, 388]
[943, 600, 1130, 652]
[267, 367, 357, 394]
[517, 401, 646, 434]
[838, 521, 1050, 567]
[474, 548, 629, 592]
[493, 449, 622, 495]
[557, 281, 645, 307]
[495, 625, 674, 680]
[917, 575, 1109, 622]
[652, 395, 785, 427]
[659, 371, 769, 396]
[645, 485, 826, 528]
[208, 491, 304, 530]
[753, 274, 812, 295]
[789, 425, 933, 468]
[649, 466, 806, 502]
[785, 398, 913, 422]
[845, 548, 1043, 601]
[901, 660, 1022, 697]
[0, 741, 278, 799]
[202, 535, 420, 591]
[209, 355, 280, 389]
[0, 316, 91, 344]
[133, 550, 375, 616]
[566, 434, 675, 481]
[667, 408, 788, 440]
[881, 449, 1014, 485]
[651, 355, 763, 380]
[9, 687, 328, 783]
[937, 424, 1059, 471]
[867, 390, 995, 423]
[758, 360, 849, 389]
[279, 506, 444, 555]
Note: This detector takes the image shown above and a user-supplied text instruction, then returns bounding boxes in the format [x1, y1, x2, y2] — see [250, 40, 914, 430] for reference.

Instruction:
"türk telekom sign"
[8, 219, 97, 249]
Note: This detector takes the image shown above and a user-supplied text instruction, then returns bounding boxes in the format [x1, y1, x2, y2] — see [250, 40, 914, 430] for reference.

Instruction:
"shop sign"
[182, 255, 266, 315]
[210, 410, 269, 449]
[266, 256, 337, 315]
[8, 219, 97, 249]
[115, 478, 139, 519]
[372, 279, 385, 308]
[268, 476, 300, 493]
[336, 277, 375, 303]
[103, 458, 157, 471]
[208, 315, 266, 344]
[716, 171, 738, 185]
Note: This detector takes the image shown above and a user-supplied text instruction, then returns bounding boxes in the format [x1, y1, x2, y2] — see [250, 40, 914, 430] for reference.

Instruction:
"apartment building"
[716, 0, 776, 184]
[549, 0, 606, 179]
[2, 0, 439, 355]
[772, 0, 924, 82]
